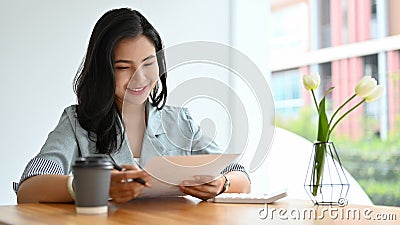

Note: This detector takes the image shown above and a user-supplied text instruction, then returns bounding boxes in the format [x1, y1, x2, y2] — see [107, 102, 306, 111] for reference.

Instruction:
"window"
[318, 0, 331, 48]
[270, 2, 308, 55]
[271, 69, 303, 117]
[319, 62, 333, 112]
[370, 0, 378, 39]
[363, 54, 379, 118]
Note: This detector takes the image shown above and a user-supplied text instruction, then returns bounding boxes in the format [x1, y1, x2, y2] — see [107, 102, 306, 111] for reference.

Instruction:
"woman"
[15, 8, 250, 204]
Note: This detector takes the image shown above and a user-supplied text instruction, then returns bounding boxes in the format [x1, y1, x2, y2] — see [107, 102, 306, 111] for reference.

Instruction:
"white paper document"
[137, 153, 240, 198]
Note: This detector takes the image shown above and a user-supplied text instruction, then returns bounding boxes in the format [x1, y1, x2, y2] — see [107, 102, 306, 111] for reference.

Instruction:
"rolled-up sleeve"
[14, 107, 80, 193]
[220, 162, 251, 183]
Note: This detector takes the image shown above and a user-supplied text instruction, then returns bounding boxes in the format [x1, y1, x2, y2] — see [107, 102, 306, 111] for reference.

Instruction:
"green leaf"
[324, 87, 335, 96]
[317, 97, 329, 142]
[313, 143, 326, 196]
[312, 97, 329, 196]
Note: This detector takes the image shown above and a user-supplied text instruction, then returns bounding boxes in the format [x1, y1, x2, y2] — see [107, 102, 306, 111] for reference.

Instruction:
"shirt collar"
[146, 101, 166, 136]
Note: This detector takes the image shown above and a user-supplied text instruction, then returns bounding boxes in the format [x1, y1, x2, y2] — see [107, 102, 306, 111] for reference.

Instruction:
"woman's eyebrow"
[114, 59, 133, 64]
[114, 55, 155, 64]
[142, 54, 155, 62]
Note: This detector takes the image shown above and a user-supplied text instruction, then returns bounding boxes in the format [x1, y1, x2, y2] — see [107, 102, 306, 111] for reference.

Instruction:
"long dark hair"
[73, 8, 167, 154]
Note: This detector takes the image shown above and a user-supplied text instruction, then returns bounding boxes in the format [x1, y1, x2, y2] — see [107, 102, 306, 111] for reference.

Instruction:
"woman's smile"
[127, 85, 148, 96]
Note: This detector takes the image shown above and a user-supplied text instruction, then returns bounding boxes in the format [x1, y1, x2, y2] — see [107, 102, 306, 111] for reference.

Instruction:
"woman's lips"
[127, 85, 148, 96]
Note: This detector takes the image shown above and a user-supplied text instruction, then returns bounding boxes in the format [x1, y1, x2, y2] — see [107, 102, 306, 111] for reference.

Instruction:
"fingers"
[180, 185, 217, 201]
[111, 168, 150, 184]
[110, 183, 146, 203]
[179, 176, 225, 201]
[109, 166, 151, 203]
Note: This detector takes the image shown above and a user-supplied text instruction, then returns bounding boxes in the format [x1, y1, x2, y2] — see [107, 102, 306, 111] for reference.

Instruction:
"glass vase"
[304, 142, 349, 206]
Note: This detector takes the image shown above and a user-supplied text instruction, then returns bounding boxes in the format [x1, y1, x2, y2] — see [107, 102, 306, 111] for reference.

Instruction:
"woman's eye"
[116, 66, 129, 70]
[144, 61, 155, 67]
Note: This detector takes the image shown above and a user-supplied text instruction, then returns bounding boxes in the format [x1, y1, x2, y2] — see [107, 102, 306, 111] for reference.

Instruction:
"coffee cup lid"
[73, 156, 113, 169]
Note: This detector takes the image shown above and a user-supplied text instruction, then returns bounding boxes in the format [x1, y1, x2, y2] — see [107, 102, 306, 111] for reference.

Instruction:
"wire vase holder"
[304, 142, 350, 206]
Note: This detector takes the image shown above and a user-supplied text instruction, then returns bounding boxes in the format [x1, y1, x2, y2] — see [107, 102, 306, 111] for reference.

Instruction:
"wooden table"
[0, 197, 399, 224]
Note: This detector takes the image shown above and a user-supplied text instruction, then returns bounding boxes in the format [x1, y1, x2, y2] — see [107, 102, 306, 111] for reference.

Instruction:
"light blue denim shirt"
[14, 103, 248, 193]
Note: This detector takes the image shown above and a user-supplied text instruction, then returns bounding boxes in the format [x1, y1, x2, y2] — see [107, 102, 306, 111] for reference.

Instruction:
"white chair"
[247, 127, 373, 206]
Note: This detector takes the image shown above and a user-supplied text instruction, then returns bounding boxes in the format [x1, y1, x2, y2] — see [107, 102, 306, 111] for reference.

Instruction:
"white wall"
[0, 0, 271, 205]
[229, 0, 272, 170]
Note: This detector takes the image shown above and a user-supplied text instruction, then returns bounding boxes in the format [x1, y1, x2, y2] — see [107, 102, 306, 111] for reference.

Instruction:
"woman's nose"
[129, 66, 146, 83]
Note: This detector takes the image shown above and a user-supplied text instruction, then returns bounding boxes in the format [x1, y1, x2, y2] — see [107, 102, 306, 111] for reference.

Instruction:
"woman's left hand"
[179, 175, 226, 201]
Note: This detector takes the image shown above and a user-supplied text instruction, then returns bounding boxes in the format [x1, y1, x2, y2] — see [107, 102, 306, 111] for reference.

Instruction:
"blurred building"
[270, 0, 400, 139]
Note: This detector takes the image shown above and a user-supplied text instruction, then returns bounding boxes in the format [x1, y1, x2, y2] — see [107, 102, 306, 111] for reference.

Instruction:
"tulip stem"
[328, 94, 356, 130]
[326, 99, 365, 140]
[311, 90, 319, 112]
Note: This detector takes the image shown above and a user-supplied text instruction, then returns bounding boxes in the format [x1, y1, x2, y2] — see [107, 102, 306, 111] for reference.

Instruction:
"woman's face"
[114, 35, 159, 110]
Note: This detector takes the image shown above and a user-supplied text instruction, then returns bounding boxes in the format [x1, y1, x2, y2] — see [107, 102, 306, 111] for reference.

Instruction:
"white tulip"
[303, 72, 321, 91]
[355, 76, 377, 98]
[365, 85, 385, 102]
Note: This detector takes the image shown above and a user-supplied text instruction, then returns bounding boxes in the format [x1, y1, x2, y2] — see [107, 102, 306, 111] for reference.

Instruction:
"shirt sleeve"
[14, 107, 80, 193]
[220, 163, 251, 183]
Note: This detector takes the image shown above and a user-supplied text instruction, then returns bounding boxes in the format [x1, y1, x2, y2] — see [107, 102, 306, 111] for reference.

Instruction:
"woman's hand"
[109, 164, 151, 203]
[179, 175, 226, 201]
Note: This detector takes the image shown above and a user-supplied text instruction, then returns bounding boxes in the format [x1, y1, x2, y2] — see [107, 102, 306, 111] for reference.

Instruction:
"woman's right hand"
[109, 164, 151, 203]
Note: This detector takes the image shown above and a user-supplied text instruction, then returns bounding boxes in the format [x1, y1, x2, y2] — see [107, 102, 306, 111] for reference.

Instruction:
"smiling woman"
[73, 9, 168, 157]
[14, 8, 251, 204]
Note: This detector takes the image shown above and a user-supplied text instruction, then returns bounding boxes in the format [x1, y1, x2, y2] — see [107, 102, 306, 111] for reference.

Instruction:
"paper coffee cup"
[72, 156, 113, 214]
